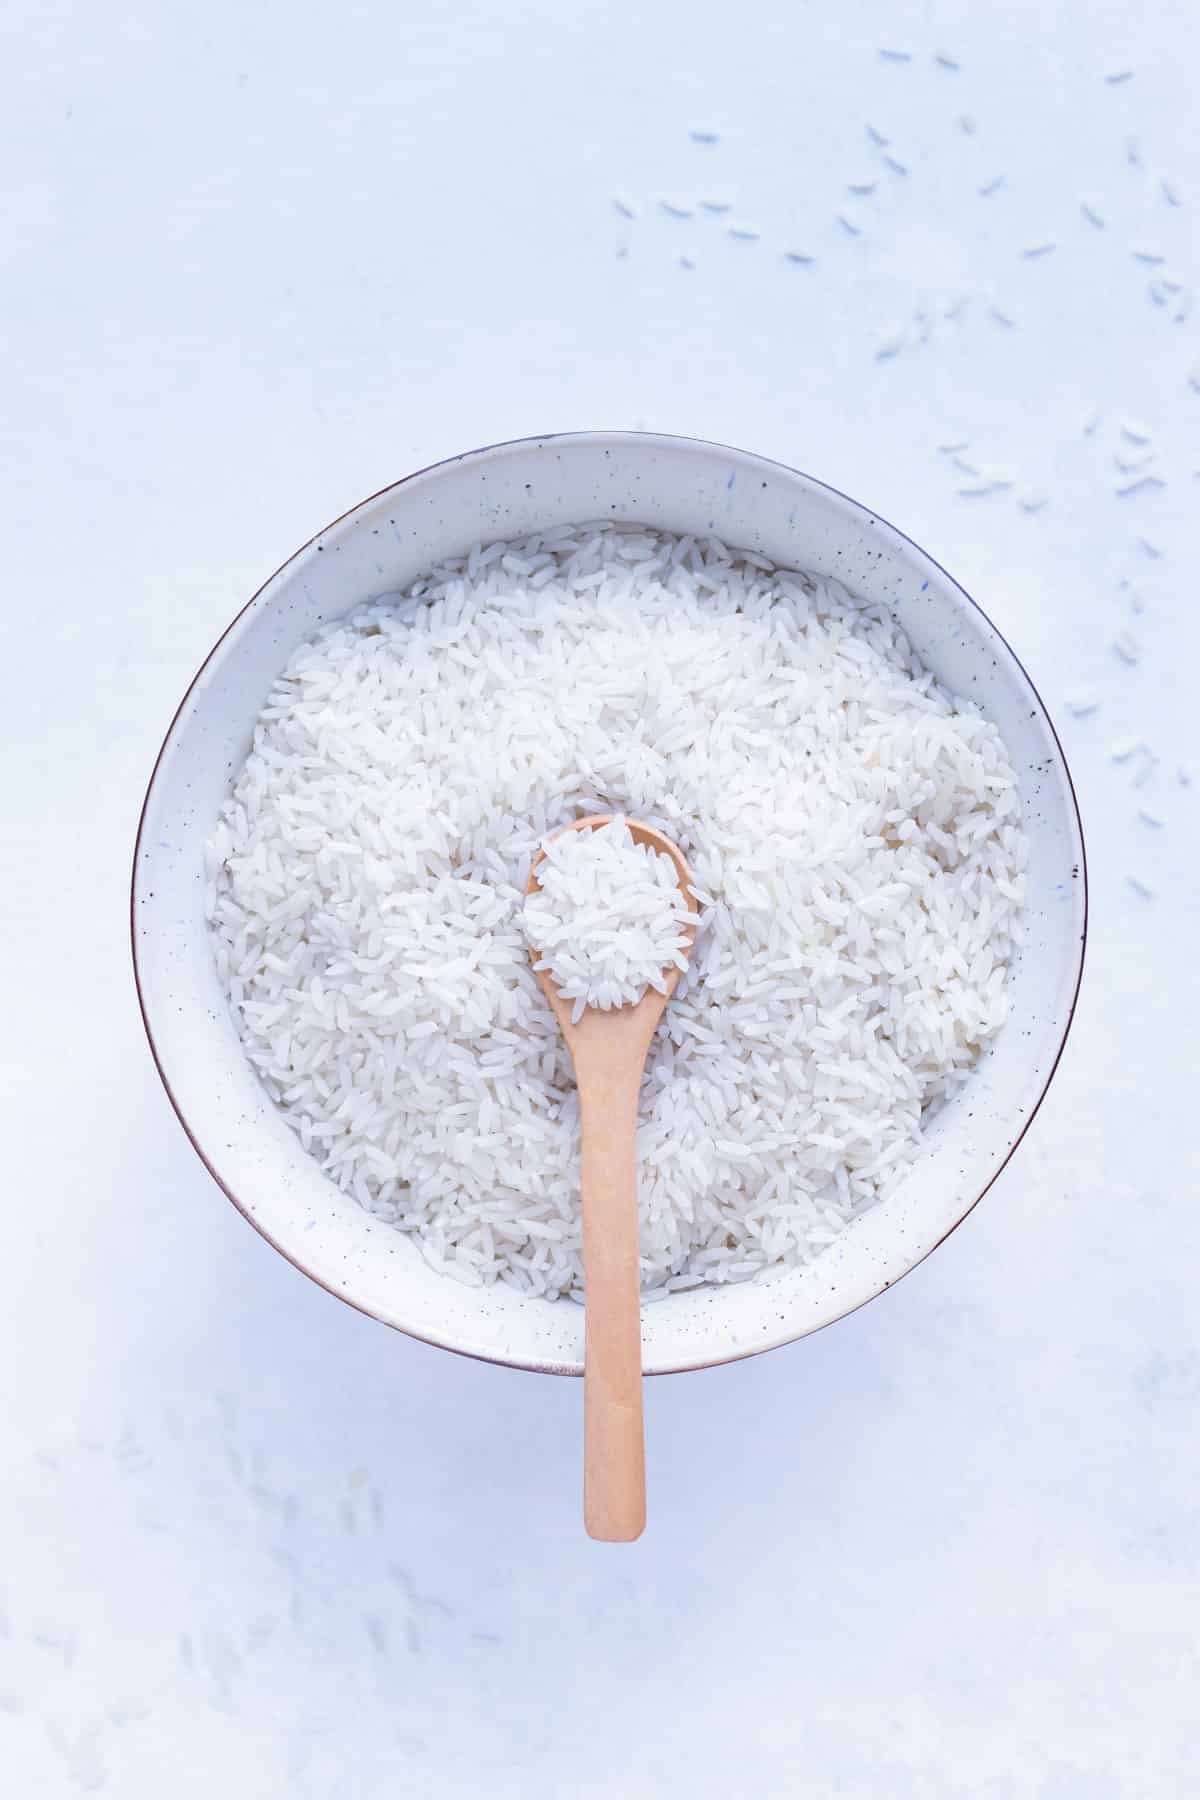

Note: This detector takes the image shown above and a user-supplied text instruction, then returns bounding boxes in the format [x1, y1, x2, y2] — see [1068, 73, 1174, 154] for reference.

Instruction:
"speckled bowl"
[132, 431, 1086, 1375]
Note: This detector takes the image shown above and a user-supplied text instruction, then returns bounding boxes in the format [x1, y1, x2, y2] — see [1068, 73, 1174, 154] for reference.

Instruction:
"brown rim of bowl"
[130, 429, 1088, 1377]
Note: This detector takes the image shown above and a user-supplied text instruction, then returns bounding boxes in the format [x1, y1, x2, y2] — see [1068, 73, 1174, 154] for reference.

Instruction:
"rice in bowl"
[206, 523, 1026, 1301]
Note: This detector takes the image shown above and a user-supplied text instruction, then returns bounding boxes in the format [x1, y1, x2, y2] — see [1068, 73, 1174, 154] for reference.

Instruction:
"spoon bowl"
[526, 814, 699, 1044]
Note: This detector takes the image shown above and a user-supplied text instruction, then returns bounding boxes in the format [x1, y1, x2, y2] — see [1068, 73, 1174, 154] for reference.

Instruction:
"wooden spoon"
[526, 814, 699, 1542]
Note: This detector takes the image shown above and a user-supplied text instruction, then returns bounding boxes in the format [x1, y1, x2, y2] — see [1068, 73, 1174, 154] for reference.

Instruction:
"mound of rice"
[524, 815, 694, 1022]
[206, 524, 1026, 1300]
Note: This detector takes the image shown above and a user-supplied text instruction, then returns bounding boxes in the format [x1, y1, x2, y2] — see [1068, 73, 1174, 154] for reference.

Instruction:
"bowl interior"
[133, 433, 1085, 1374]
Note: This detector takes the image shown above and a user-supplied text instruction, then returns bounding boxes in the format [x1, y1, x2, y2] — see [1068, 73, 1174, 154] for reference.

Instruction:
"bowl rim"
[131, 428, 1088, 1375]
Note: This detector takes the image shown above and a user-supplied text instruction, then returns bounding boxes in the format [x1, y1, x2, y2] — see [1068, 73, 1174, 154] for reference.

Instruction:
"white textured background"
[3, 2, 1197, 1794]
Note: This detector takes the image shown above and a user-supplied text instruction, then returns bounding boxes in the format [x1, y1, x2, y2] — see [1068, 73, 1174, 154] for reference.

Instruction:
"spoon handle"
[577, 1049, 647, 1542]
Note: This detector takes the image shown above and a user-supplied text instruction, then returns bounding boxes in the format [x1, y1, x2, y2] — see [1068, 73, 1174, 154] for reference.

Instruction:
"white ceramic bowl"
[133, 432, 1086, 1375]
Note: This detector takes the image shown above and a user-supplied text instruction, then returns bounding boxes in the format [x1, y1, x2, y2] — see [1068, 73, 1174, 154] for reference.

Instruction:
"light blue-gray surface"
[2, 1, 1196, 1793]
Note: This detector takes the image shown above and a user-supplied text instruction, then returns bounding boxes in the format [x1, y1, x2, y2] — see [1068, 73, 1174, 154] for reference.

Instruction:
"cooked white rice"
[206, 523, 1026, 1300]
[524, 815, 694, 1023]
